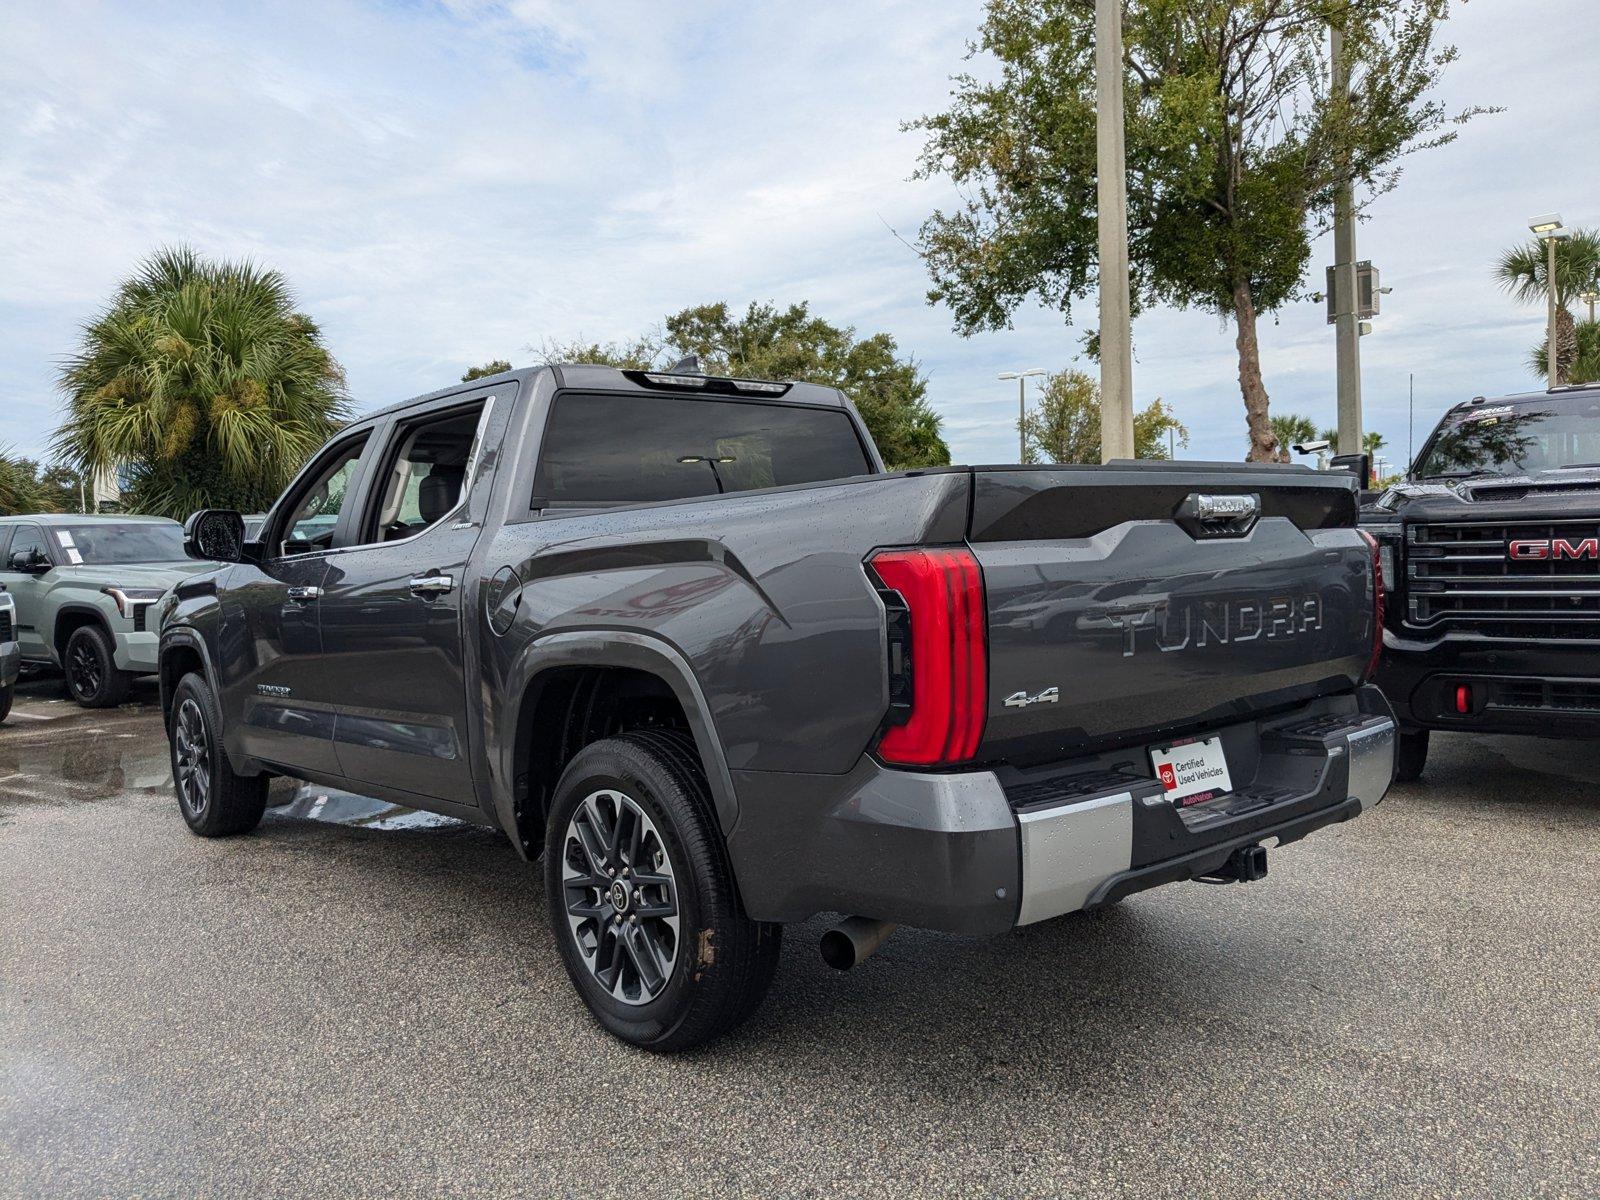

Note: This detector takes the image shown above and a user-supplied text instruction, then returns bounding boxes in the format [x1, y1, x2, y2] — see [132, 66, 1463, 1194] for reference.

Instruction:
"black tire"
[543, 730, 781, 1052]
[169, 672, 267, 837]
[0, 684, 12, 724]
[1394, 728, 1429, 783]
[63, 624, 132, 709]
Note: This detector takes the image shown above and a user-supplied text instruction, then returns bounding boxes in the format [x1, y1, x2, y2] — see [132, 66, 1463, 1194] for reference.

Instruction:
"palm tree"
[1533, 320, 1600, 387]
[1496, 230, 1600, 386]
[0, 448, 44, 515]
[1269, 413, 1320, 463]
[54, 247, 350, 519]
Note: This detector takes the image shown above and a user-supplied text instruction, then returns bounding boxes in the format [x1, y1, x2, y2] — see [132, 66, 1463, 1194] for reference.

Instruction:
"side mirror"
[183, 509, 247, 563]
[9, 549, 50, 574]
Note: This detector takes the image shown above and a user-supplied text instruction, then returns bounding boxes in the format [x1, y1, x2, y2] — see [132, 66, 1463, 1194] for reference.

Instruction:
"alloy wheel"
[561, 789, 680, 1006]
[173, 697, 211, 817]
[69, 639, 102, 699]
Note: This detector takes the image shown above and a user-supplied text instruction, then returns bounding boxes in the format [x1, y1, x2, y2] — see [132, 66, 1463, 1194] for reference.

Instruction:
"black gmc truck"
[1364, 382, 1600, 780]
[157, 364, 1395, 1050]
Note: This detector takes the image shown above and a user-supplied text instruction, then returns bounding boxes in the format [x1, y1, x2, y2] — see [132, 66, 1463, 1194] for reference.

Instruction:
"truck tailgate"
[967, 464, 1373, 765]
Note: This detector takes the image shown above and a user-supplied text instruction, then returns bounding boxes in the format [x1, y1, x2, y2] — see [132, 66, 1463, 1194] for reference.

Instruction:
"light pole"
[1095, 0, 1134, 462]
[1580, 289, 1599, 325]
[1330, 20, 1363, 456]
[1530, 214, 1567, 390]
[999, 369, 1047, 463]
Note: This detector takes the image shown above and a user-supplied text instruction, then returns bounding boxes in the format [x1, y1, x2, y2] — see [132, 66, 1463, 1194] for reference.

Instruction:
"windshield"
[52, 523, 187, 565]
[1413, 396, 1600, 479]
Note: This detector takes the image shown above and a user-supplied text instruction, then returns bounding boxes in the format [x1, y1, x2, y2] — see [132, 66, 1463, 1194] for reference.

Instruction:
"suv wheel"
[1394, 728, 1429, 783]
[169, 672, 268, 836]
[64, 624, 132, 709]
[0, 683, 12, 724]
[544, 731, 781, 1052]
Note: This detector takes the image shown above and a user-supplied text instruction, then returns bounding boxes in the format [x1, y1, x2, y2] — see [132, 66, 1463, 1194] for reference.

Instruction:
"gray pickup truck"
[158, 364, 1395, 1049]
[0, 515, 216, 707]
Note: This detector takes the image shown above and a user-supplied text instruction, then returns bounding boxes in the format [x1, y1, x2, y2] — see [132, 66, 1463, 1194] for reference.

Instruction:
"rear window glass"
[533, 393, 874, 505]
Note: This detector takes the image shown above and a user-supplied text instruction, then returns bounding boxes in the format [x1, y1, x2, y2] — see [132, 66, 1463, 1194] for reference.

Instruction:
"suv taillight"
[1360, 530, 1384, 681]
[867, 548, 987, 766]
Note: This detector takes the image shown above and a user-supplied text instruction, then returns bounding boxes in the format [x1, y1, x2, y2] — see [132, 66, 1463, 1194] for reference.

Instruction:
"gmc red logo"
[1507, 537, 1600, 561]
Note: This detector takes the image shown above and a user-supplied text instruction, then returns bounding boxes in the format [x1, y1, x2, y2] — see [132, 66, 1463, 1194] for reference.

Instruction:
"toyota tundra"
[157, 364, 1395, 1049]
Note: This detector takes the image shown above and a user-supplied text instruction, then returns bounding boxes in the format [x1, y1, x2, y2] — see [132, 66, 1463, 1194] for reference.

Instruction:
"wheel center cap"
[609, 880, 631, 914]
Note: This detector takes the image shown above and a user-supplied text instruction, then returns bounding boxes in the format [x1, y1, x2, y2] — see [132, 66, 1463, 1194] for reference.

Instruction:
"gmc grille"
[1405, 520, 1600, 639]
[0, 609, 12, 643]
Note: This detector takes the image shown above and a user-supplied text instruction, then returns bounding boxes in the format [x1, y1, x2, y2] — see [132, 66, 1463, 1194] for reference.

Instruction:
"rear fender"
[494, 630, 739, 854]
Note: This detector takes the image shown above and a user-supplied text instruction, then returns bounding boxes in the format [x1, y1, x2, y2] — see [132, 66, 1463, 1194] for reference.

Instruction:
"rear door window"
[533, 393, 874, 506]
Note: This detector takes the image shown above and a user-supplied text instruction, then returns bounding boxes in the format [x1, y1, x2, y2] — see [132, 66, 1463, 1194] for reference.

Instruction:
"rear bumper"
[0, 640, 20, 688]
[728, 686, 1394, 935]
[1377, 633, 1600, 737]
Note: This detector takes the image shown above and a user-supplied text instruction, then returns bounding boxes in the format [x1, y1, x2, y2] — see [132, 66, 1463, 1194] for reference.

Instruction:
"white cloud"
[1, 0, 1597, 476]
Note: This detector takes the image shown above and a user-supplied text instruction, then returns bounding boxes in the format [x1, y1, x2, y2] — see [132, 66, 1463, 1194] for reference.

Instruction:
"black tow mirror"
[9, 549, 50, 574]
[183, 509, 247, 562]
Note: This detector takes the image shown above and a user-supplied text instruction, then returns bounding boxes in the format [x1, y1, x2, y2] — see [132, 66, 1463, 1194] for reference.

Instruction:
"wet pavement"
[2, 678, 1597, 1198]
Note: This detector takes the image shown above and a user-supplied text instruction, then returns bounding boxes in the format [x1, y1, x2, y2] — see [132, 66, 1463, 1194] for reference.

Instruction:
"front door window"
[276, 437, 367, 557]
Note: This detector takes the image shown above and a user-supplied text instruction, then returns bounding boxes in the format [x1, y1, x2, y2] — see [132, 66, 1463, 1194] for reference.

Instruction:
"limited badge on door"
[1150, 736, 1233, 806]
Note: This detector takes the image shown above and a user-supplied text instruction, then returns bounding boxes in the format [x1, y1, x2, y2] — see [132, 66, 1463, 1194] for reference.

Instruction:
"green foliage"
[1533, 320, 1600, 386]
[530, 302, 951, 470]
[1021, 368, 1187, 464]
[910, 0, 1485, 457]
[0, 450, 45, 515]
[1501, 230, 1600, 384]
[462, 359, 513, 381]
[0, 455, 87, 515]
[1272, 413, 1323, 459]
[54, 247, 350, 519]
[1496, 230, 1600, 309]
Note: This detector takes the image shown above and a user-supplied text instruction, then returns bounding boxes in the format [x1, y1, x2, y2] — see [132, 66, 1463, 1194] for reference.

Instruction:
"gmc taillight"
[1360, 530, 1384, 681]
[867, 547, 987, 766]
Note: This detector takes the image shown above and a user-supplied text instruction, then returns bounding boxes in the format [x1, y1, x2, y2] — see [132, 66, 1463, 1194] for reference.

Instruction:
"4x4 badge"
[1004, 686, 1059, 709]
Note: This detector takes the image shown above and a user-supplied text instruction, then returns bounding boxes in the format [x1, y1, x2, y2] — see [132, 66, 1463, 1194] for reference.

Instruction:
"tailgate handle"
[1175, 492, 1260, 539]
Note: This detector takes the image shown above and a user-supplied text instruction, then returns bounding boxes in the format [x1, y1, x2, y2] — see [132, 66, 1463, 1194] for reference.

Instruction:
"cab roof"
[0, 513, 179, 526]
[348, 363, 848, 428]
[1456, 381, 1600, 411]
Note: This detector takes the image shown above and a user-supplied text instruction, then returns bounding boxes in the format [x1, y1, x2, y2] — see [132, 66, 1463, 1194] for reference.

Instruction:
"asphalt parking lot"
[2, 677, 1596, 1199]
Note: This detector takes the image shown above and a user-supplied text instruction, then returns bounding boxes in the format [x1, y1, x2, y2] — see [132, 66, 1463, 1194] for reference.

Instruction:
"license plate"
[1150, 736, 1232, 806]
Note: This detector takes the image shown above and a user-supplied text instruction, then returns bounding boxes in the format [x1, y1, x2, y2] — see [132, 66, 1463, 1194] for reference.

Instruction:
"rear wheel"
[64, 624, 131, 709]
[1394, 728, 1429, 783]
[169, 672, 268, 836]
[543, 731, 781, 1051]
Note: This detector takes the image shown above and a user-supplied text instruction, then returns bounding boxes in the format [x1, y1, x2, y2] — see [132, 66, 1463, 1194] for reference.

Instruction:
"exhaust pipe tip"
[820, 916, 897, 971]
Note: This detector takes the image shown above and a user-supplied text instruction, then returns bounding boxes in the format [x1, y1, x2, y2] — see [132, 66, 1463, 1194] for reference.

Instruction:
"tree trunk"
[1556, 306, 1578, 386]
[1233, 277, 1277, 462]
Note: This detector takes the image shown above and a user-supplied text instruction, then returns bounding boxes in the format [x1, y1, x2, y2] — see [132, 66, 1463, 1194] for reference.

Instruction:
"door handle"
[409, 573, 455, 596]
[286, 585, 323, 602]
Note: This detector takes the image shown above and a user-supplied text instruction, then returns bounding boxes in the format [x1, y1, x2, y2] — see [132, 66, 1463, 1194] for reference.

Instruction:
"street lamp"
[1530, 214, 1568, 390]
[999, 369, 1047, 463]
[1580, 290, 1599, 325]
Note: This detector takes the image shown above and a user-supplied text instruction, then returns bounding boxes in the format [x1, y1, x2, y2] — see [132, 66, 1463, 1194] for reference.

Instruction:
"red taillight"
[1360, 530, 1384, 681]
[1455, 683, 1472, 714]
[868, 547, 987, 765]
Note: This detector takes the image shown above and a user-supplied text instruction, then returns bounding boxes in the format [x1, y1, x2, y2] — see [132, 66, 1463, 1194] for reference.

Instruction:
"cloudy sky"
[3, 0, 1598, 473]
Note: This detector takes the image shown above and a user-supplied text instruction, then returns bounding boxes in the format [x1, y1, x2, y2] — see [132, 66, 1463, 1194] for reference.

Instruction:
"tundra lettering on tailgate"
[1104, 594, 1324, 658]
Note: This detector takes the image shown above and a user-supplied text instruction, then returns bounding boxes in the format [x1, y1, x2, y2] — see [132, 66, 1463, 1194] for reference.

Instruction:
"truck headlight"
[101, 586, 168, 619]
